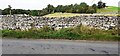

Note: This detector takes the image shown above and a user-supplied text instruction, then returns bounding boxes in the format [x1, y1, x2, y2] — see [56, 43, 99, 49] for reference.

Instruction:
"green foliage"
[46, 4, 55, 13]
[29, 10, 39, 16]
[97, 1, 106, 9]
[86, 7, 96, 13]
[2, 8, 10, 15]
[2, 24, 120, 41]
[54, 2, 95, 14]
[3, 1, 119, 16]
[2, 2, 97, 16]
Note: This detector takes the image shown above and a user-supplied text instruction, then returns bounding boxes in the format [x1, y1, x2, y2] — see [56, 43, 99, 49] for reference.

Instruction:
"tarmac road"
[1, 39, 118, 54]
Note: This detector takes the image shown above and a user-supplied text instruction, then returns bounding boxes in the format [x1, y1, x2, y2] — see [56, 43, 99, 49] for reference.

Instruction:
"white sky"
[0, 0, 119, 10]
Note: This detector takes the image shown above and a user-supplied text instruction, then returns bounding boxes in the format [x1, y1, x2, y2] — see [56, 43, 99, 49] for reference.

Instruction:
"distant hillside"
[97, 6, 119, 13]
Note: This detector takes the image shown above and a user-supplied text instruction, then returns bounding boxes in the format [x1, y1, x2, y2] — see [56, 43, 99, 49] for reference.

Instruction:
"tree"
[79, 2, 89, 13]
[8, 5, 12, 15]
[63, 4, 74, 13]
[29, 10, 40, 16]
[55, 5, 66, 13]
[68, 4, 74, 13]
[46, 4, 55, 13]
[2, 2, 99, 16]
[97, 1, 106, 9]
[72, 4, 78, 13]
[98, 1, 103, 8]
[92, 4, 97, 13]
[2, 8, 10, 15]
[86, 7, 95, 13]
[0, 9, 2, 15]
[103, 3, 106, 8]
[92, 4, 97, 8]
[55, 5, 62, 12]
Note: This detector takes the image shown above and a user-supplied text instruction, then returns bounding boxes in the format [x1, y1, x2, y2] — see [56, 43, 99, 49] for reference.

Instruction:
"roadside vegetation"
[2, 25, 120, 41]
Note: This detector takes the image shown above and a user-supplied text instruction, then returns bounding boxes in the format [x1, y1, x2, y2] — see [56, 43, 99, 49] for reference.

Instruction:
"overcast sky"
[0, 0, 119, 10]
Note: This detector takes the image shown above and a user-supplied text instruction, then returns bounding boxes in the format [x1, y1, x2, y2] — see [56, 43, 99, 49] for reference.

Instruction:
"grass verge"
[1, 25, 120, 41]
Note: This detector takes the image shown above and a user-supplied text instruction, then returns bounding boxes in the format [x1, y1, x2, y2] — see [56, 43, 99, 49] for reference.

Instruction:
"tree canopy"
[1, 1, 106, 16]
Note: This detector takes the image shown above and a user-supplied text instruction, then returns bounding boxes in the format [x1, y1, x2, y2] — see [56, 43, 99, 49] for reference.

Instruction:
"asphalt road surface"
[2, 39, 118, 54]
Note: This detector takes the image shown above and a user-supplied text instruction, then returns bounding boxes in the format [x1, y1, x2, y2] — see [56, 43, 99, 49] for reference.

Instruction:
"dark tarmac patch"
[101, 50, 109, 54]
[101, 50, 110, 56]
[89, 48, 95, 51]
[31, 48, 35, 50]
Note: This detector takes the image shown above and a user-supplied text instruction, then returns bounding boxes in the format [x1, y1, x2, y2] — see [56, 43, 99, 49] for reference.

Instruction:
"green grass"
[43, 13, 81, 18]
[2, 25, 120, 41]
[97, 6, 119, 13]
